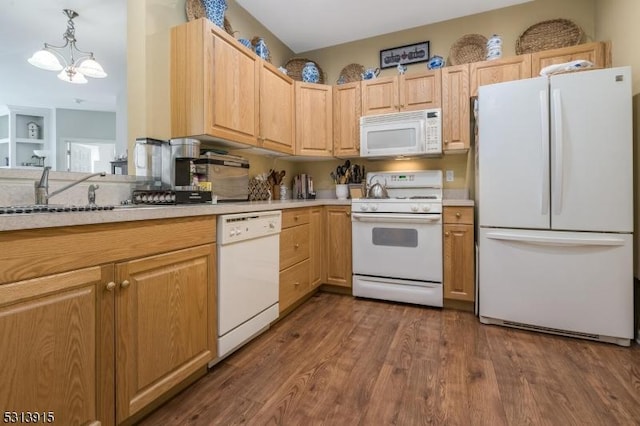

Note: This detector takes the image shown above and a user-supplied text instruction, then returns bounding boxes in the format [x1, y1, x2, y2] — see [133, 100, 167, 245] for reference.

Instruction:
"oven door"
[352, 212, 442, 282]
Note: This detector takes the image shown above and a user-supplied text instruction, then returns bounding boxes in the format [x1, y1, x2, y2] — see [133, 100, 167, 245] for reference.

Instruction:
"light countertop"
[443, 199, 475, 207]
[0, 197, 475, 232]
[0, 199, 351, 232]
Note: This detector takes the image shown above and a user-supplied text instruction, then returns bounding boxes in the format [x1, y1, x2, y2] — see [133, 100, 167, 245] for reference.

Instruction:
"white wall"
[55, 109, 117, 170]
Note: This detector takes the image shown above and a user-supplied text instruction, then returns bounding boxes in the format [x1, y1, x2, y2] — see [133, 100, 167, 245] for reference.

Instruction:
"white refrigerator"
[477, 67, 634, 346]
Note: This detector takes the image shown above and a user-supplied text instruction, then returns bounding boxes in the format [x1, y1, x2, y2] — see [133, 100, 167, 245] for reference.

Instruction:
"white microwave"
[360, 108, 442, 158]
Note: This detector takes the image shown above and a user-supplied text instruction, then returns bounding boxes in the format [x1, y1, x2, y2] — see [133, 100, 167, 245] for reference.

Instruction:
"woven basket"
[185, 0, 234, 35]
[449, 34, 488, 65]
[284, 58, 325, 84]
[516, 19, 584, 54]
[338, 63, 365, 84]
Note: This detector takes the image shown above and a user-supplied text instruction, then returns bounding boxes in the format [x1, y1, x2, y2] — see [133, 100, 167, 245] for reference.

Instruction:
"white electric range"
[351, 170, 443, 307]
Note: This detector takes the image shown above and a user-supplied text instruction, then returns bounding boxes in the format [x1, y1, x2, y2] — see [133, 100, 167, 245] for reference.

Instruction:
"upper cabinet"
[530, 41, 610, 76]
[259, 61, 295, 154]
[171, 18, 259, 145]
[470, 55, 532, 97]
[295, 82, 333, 157]
[333, 81, 361, 158]
[441, 64, 470, 152]
[361, 70, 442, 116]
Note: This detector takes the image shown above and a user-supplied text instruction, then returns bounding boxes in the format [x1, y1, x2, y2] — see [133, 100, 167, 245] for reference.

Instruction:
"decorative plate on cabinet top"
[516, 18, 584, 54]
[449, 34, 487, 65]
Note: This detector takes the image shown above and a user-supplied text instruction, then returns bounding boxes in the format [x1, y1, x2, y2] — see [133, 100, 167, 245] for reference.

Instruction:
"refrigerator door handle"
[485, 231, 626, 247]
[539, 89, 550, 215]
[552, 89, 564, 214]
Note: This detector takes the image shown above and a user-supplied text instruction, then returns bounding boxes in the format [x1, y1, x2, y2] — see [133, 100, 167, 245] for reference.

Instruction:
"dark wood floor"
[139, 292, 640, 426]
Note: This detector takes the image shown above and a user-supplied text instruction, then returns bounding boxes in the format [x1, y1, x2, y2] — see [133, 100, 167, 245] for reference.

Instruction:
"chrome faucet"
[35, 166, 106, 205]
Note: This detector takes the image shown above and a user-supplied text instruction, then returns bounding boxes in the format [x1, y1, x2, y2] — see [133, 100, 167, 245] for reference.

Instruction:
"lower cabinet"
[324, 205, 352, 288]
[309, 207, 323, 288]
[0, 217, 217, 425]
[279, 208, 311, 313]
[115, 245, 216, 423]
[443, 206, 475, 303]
[0, 265, 114, 426]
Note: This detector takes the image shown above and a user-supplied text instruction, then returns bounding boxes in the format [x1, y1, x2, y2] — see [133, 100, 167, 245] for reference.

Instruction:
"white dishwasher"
[213, 210, 281, 364]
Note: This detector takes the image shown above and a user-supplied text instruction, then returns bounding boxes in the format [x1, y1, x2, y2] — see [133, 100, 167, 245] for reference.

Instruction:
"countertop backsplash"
[0, 169, 137, 207]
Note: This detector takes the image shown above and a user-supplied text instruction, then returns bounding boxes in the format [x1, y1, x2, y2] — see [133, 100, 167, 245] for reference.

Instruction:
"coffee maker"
[133, 137, 212, 204]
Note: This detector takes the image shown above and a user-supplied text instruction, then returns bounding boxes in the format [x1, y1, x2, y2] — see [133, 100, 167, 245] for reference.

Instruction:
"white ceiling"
[237, 0, 533, 53]
[0, 0, 126, 111]
[0, 0, 531, 113]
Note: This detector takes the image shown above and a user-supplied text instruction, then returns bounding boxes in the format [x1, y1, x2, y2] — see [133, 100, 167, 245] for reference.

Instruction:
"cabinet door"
[115, 245, 216, 423]
[171, 19, 258, 145]
[470, 54, 532, 96]
[399, 70, 442, 111]
[309, 207, 324, 288]
[295, 82, 333, 156]
[260, 61, 295, 154]
[333, 82, 361, 157]
[442, 64, 470, 152]
[531, 41, 608, 76]
[361, 76, 399, 115]
[0, 266, 114, 426]
[324, 206, 352, 287]
[443, 224, 475, 302]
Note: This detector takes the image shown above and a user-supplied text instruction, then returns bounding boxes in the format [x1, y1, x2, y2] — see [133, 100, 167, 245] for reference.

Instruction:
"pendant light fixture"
[28, 9, 107, 84]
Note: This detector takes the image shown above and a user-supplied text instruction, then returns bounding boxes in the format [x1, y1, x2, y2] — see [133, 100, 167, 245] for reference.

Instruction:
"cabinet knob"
[294, 243, 300, 249]
[294, 215, 299, 221]
[445, 231, 450, 237]
[120, 280, 131, 289]
[105, 281, 116, 292]
[456, 212, 461, 218]
[294, 281, 300, 287]
[345, 211, 351, 217]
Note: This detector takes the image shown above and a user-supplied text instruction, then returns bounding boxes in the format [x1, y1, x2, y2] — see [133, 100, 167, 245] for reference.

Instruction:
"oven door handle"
[351, 212, 442, 224]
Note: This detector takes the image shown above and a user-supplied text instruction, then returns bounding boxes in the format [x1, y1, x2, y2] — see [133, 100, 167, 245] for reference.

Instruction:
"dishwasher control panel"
[217, 210, 282, 245]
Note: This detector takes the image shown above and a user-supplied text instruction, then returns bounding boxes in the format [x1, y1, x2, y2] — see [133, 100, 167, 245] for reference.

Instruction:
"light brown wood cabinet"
[443, 207, 475, 303]
[309, 207, 324, 288]
[361, 70, 442, 116]
[324, 205, 352, 287]
[295, 82, 333, 156]
[115, 245, 216, 423]
[279, 208, 312, 313]
[171, 18, 259, 145]
[530, 41, 610, 77]
[0, 216, 217, 425]
[470, 55, 532, 97]
[333, 81, 361, 158]
[0, 265, 114, 426]
[259, 61, 295, 154]
[441, 64, 470, 152]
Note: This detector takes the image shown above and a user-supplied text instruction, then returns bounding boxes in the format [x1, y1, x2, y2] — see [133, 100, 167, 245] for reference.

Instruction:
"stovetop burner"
[0, 204, 115, 215]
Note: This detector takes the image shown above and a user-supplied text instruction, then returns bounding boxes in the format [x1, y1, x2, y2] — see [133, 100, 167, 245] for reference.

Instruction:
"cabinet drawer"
[281, 208, 310, 229]
[280, 224, 310, 270]
[279, 259, 310, 313]
[444, 207, 474, 224]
